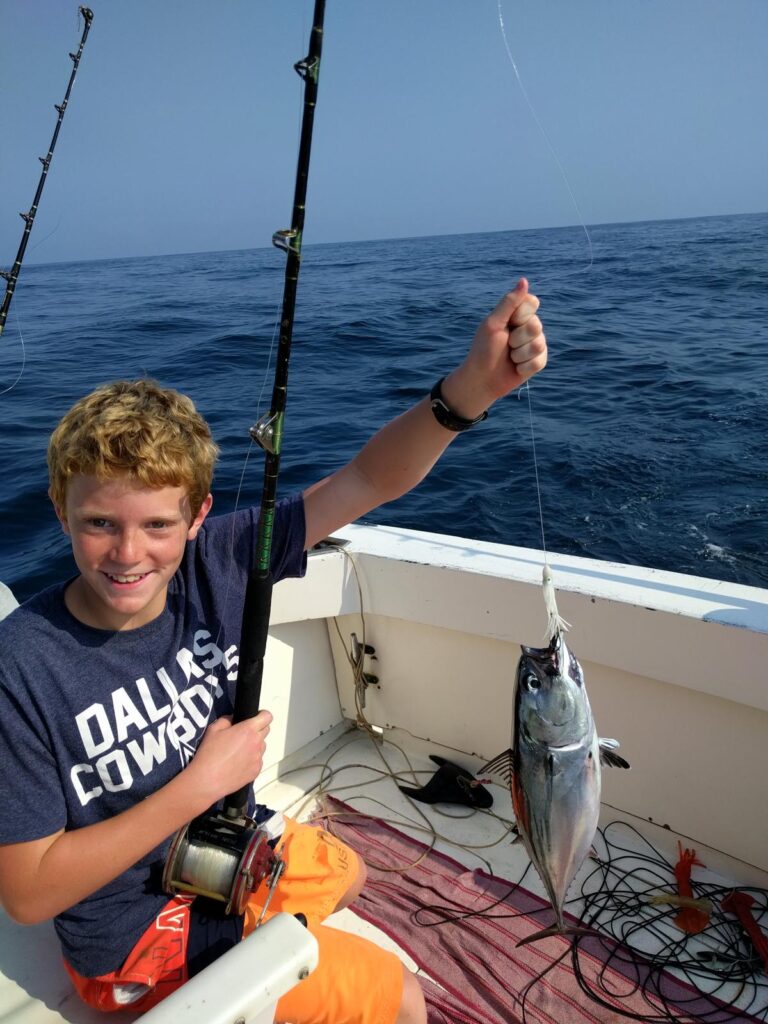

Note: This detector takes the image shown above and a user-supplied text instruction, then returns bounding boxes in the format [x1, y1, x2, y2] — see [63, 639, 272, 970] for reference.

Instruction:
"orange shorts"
[65, 819, 403, 1024]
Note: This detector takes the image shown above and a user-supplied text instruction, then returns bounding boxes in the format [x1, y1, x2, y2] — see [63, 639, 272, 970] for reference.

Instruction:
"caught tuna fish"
[482, 631, 629, 944]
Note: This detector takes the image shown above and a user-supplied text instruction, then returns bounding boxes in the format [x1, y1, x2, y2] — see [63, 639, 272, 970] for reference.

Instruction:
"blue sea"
[1, 212, 767, 602]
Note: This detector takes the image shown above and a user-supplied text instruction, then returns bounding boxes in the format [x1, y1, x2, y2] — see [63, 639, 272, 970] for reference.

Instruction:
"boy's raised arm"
[303, 280, 547, 550]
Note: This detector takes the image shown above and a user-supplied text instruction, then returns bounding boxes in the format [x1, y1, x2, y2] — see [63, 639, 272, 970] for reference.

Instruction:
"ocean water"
[1, 212, 767, 602]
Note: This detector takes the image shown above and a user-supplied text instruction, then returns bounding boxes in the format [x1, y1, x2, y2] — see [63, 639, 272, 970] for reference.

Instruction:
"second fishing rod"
[163, 0, 327, 917]
[1, 6, 94, 339]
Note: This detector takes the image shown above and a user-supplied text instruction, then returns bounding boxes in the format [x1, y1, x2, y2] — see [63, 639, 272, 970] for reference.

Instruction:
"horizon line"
[15, 208, 767, 272]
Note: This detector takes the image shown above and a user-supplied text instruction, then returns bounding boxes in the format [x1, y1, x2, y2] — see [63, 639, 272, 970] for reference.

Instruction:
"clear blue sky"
[2, 0, 766, 264]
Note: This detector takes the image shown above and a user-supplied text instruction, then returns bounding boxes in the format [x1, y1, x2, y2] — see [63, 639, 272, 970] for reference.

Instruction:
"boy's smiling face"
[55, 474, 212, 631]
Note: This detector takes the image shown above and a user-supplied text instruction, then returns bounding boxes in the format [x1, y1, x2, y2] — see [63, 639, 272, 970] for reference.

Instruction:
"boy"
[0, 280, 546, 1024]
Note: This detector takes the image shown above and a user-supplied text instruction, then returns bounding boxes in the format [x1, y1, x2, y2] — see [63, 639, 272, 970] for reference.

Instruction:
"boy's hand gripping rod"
[1, 8, 94, 338]
[163, 0, 327, 917]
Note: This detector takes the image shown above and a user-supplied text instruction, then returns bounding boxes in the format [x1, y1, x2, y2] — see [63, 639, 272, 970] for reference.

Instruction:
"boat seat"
[0, 582, 18, 621]
[0, 911, 109, 1024]
[0, 910, 317, 1024]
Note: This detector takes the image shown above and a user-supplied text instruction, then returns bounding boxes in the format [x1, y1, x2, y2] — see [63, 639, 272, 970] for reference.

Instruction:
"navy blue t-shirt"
[0, 495, 306, 976]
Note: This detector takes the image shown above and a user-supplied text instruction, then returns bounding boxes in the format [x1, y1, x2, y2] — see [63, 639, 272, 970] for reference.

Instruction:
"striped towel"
[317, 799, 749, 1024]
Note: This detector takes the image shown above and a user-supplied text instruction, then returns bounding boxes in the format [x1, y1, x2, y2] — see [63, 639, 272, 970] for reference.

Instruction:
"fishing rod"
[225, 0, 326, 819]
[0, 7, 94, 339]
[164, 0, 327, 916]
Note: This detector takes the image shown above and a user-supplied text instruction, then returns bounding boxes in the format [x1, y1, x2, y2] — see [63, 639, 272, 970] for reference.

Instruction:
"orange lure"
[672, 843, 710, 934]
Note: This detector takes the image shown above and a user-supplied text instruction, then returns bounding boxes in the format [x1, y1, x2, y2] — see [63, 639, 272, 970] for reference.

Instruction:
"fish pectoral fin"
[599, 738, 630, 769]
[479, 748, 515, 786]
[600, 748, 630, 769]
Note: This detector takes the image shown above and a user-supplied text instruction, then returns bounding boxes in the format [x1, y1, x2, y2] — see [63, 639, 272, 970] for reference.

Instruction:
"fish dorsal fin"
[479, 748, 515, 786]
[599, 738, 630, 769]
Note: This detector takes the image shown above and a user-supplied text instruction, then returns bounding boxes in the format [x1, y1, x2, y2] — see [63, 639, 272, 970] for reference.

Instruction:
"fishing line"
[182, 306, 284, 760]
[255, 299, 284, 415]
[26, 216, 63, 257]
[520, 377, 572, 637]
[252, 0, 310, 421]
[567, 820, 768, 1023]
[319, 778, 505, 874]
[495, 0, 594, 281]
[0, 314, 27, 398]
[412, 860, 537, 929]
[518, 941, 573, 1024]
[275, 742, 515, 873]
[167, 300, 297, 771]
[405, 806, 768, 1022]
[213, 0, 316, 611]
[521, 382, 548, 559]
[164, 296, 281, 770]
[493, 1, 586, 635]
[164, 294, 285, 772]
[167, 441, 258, 774]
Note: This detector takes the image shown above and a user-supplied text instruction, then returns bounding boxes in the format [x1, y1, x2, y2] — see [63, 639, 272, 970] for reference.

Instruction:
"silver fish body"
[483, 632, 627, 936]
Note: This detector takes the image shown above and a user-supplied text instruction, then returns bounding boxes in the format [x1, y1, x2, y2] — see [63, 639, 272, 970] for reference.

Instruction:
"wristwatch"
[429, 377, 489, 432]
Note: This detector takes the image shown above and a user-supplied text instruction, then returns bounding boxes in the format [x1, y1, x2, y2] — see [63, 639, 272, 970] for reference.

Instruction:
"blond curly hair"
[48, 379, 219, 518]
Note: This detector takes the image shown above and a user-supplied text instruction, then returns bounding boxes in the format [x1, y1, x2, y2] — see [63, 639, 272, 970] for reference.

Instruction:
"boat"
[3, 2, 766, 1018]
[1, 521, 766, 1022]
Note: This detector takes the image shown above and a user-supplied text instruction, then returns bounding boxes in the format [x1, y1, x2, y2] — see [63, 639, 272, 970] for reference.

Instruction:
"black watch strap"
[429, 377, 489, 432]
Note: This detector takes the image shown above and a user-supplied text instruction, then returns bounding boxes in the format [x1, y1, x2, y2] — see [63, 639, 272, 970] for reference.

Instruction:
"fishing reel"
[163, 810, 284, 917]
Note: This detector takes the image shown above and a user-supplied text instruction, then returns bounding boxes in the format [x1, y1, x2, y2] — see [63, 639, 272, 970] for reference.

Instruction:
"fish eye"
[525, 674, 541, 691]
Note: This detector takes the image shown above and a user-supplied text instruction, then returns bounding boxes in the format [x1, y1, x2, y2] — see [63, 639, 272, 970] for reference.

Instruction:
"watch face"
[430, 379, 487, 431]
[431, 397, 465, 432]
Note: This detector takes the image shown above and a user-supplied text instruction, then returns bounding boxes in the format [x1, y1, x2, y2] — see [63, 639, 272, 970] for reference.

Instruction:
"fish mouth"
[522, 722, 585, 748]
[529, 712, 578, 731]
[542, 715, 576, 728]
